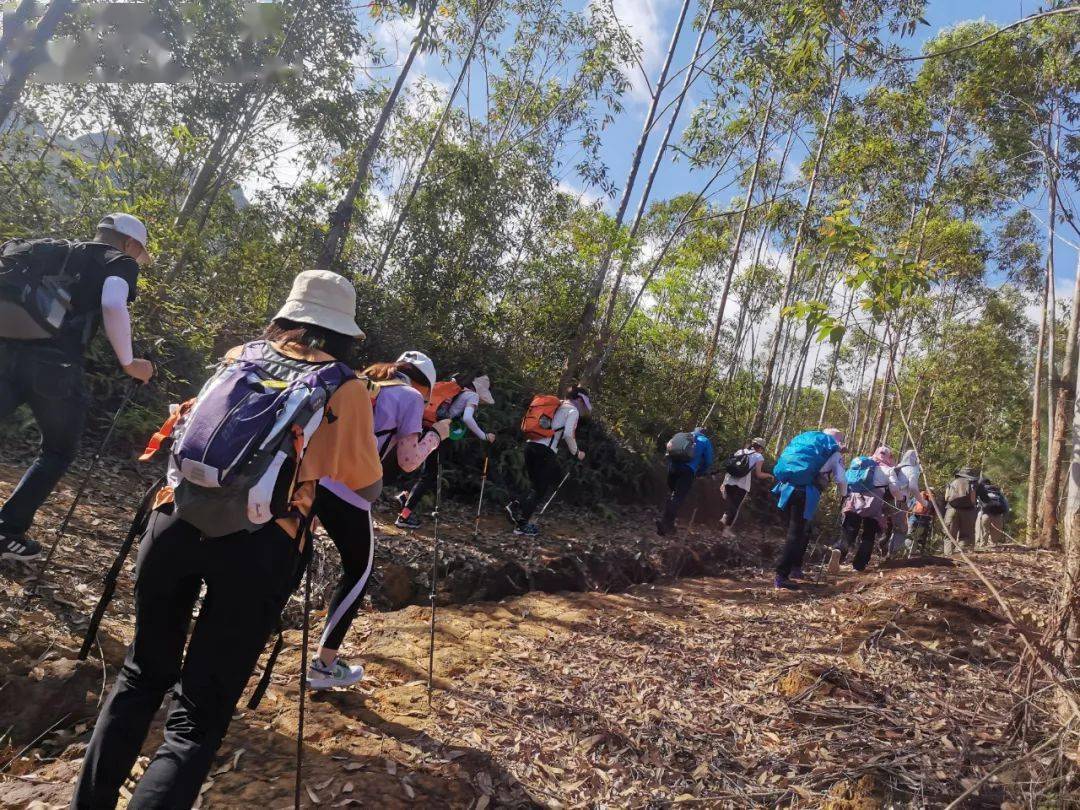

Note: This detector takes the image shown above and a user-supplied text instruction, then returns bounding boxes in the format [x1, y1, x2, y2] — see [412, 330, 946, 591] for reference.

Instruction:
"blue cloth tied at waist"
[773, 481, 822, 520]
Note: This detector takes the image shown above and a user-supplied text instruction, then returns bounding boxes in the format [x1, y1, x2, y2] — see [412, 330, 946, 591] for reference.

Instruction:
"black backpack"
[723, 450, 753, 478]
[980, 485, 1008, 516]
[0, 238, 78, 340]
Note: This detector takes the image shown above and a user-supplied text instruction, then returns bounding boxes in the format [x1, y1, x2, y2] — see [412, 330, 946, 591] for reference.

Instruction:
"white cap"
[98, 213, 150, 264]
[397, 350, 436, 396]
[274, 270, 364, 338]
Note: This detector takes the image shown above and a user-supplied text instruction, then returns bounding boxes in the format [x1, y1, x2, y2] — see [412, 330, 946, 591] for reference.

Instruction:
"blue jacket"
[671, 433, 714, 476]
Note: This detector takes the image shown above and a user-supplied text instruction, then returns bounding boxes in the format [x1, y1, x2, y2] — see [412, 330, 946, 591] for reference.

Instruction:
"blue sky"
[359, 0, 1078, 306]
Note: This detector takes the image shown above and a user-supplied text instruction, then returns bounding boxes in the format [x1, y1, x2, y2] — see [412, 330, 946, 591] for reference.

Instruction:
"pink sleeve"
[395, 430, 440, 472]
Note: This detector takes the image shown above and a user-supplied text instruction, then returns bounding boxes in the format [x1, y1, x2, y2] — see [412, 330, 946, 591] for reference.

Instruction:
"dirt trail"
[1, 531, 1061, 807]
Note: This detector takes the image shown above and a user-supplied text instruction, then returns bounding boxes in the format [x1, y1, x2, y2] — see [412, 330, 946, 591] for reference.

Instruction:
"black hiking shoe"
[513, 522, 539, 537]
[1, 534, 41, 562]
[774, 575, 799, 591]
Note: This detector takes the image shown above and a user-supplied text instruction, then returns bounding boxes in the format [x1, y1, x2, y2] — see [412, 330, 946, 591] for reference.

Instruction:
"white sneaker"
[308, 656, 364, 690]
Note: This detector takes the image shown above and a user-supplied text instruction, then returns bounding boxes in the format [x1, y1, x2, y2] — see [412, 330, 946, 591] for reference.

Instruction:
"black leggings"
[402, 456, 438, 512]
[518, 443, 563, 523]
[775, 488, 808, 578]
[315, 485, 375, 652]
[843, 512, 880, 571]
[723, 485, 747, 525]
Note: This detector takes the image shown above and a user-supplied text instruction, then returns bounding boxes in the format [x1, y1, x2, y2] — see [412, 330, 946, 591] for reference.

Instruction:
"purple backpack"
[169, 341, 354, 537]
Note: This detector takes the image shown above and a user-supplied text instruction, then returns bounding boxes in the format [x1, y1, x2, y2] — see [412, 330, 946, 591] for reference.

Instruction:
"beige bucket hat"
[274, 270, 364, 338]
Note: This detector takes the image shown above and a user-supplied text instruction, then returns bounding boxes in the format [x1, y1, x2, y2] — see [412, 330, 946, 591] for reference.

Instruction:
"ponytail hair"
[364, 360, 431, 393]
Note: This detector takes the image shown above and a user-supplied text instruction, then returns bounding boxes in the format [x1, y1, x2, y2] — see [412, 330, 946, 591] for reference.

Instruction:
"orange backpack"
[520, 394, 561, 440]
[422, 380, 464, 428]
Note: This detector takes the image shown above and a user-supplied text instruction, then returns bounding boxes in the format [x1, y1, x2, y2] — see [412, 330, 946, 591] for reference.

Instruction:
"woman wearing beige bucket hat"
[396, 371, 497, 529]
[74, 270, 382, 808]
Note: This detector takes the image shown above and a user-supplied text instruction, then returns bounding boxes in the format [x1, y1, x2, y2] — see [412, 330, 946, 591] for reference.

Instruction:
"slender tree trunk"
[694, 89, 775, 400]
[558, 0, 693, 390]
[1060, 341, 1080, 666]
[1039, 253, 1080, 549]
[859, 332, 885, 452]
[1028, 273, 1049, 543]
[1038, 117, 1064, 547]
[587, 0, 718, 377]
[0, 0, 75, 129]
[749, 58, 844, 436]
[370, 2, 492, 280]
[818, 287, 853, 424]
[317, 2, 436, 269]
[848, 338, 871, 440]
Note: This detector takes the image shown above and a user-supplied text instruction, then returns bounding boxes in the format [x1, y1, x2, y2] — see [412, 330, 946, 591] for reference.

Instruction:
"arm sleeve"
[100, 276, 133, 366]
[462, 403, 486, 440]
[561, 407, 579, 455]
[395, 430, 440, 472]
[827, 453, 848, 496]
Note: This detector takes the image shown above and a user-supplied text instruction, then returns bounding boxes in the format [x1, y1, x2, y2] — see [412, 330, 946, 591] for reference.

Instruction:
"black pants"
[402, 455, 438, 513]
[659, 466, 694, 530]
[775, 489, 809, 578]
[843, 511, 880, 571]
[72, 506, 299, 810]
[0, 342, 87, 536]
[517, 443, 562, 524]
[315, 485, 375, 652]
[722, 485, 747, 526]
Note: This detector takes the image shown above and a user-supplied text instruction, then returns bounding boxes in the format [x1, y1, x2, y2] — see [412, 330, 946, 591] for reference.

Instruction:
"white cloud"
[603, 0, 674, 102]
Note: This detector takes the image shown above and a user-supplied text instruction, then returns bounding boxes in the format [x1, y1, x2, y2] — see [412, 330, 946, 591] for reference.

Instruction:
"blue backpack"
[845, 456, 878, 493]
[773, 431, 839, 488]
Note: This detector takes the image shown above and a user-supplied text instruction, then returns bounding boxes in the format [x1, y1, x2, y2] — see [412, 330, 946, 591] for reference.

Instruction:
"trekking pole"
[471, 449, 490, 541]
[30, 381, 140, 590]
[78, 476, 164, 660]
[294, 518, 316, 810]
[536, 466, 573, 521]
[426, 449, 443, 704]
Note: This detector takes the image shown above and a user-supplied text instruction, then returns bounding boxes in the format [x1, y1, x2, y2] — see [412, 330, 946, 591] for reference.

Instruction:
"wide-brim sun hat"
[751, 437, 766, 448]
[472, 374, 494, 405]
[274, 269, 364, 338]
[396, 350, 436, 394]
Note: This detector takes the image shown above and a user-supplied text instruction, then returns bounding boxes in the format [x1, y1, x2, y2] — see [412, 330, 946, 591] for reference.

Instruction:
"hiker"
[0, 214, 155, 562]
[396, 372, 495, 529]
[719, 437, 773, 538]
[656, 427, 714, 536]
[908, 488, 938, 555]
[771, 428, 847, 590]
[841, 446, 904, 572]
[72, 271, 382, 809]
[310, 351, 451, 688]
[506, 385, 591, 537]
[888, 449, 924, 556]
[943, 467, 980, 554]
[975, 477, 1009, 549]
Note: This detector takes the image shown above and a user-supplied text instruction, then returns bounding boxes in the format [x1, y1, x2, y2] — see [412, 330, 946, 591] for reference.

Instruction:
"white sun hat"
[273, 270, 364, 338]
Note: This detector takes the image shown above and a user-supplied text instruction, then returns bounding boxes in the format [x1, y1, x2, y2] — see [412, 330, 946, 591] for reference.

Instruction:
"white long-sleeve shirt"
[100, 276, 133, 366]
[527, 401, 580, 454]
[447, 389, 486, 440]
[822, 451, 848, 497]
